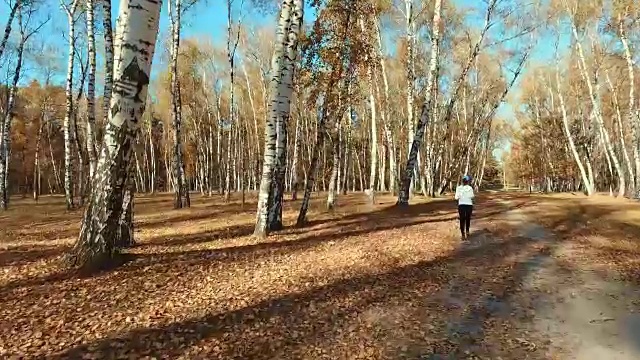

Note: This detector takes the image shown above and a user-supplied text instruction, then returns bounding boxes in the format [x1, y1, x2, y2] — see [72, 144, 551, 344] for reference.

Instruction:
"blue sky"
[1, 0, 556, 79]
[1, 0, 559, 159]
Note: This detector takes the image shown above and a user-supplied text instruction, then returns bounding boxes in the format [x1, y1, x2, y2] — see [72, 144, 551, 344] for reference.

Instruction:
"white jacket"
[455, 185, 474, 206]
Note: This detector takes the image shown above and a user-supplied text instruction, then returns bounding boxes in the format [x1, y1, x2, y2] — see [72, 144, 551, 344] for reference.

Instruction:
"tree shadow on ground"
[0, 196, 530, 295]
[135, 195, 527, 253]
[50, 224, 563, 359]
[0, 244, 69, 268]
[139, 223, 256, 248]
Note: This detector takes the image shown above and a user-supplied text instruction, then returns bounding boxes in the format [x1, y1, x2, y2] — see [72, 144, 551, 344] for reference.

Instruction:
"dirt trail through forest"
[485, 197, 640, 359]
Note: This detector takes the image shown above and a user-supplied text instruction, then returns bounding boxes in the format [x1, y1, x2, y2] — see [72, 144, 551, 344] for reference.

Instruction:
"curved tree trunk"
[397, 0, 442, 205]
[67, 0, 162, 270]
[0, 0, 21, 60]
[569, 20, 624, 196]
[605, 72, 634, 194]
[555, 64, 593, 196]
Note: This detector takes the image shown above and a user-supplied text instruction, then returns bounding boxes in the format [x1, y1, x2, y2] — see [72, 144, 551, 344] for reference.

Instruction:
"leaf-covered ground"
[0, 191, 639, 359]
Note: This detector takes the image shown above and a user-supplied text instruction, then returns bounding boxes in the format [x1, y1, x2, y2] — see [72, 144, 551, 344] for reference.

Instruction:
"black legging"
[458, 205, 473, 235]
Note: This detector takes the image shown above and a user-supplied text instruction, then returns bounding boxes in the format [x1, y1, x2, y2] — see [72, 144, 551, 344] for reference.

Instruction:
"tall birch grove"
[5, 1, 640, 358]
[0, 0, 638, 251]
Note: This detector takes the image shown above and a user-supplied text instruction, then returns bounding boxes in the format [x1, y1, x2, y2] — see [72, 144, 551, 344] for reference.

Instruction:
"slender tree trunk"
[215, 95, 223, 193]
[148, 125, 156, 193]
[355, 146, 364, 191]
[619, 22, 640, 196]
[86, 0, 98, 177]
[73, 106, 86, 207]
[555, 63, 592, 196]
[73, 48, 90, 208]
[67, 0, 162, 270]
[404, 0, 415, 166]
[326, 121, 340, 210]
[605, 71, 634, 194]
[207, 123, 214, 195]
[0, 0, 21, 61]
[367, 65, 377, 204]
[102, 0, 114, 133]
[47, 124, 61, 192]
[290, 109, 301, 200]
[33, 117, 44, 201]
[0, 10, 26, 209]
[242, 56, 261, 167]
[375, 17, 395, 195]
[297, 1, 353, 226]
[297, 113, 324, 226]
[570, 22, 624, 196]
[342, 113, 351, 195]
[62, 1, 81, 210]
[397, 0, 441, 206]
[169, 0, 188, 208]
[225, 120, 232, 199]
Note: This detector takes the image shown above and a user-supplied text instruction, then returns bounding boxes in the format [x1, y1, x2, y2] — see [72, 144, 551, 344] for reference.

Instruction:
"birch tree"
[225, 0, 242, 202]
[101, 0, 114, 130]
[60, 0, 82, 210]
[0, 2, 48, 210]
[67, 0, 162, 270]
[0, 0, 22, 61]
[397, 0, 442, 205]
[254, 0, 304, 237]
[85, 0, 98, 177]
[169, 0, 190, 208]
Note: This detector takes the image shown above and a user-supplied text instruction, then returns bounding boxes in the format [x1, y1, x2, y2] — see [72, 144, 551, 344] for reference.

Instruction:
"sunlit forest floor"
[1, 190, 639, 359]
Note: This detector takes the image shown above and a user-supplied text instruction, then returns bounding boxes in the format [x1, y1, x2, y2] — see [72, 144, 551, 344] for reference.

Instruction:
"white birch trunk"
[570, 23, 624, 196]
[86, 0, 98, 177]
[605, 71, 634, 192]
[270, 0, 302, 228]
[169, 0, 189, 208]
[375, 18, 396, 196]
[101, 0, 114, 131]
[68, 0, 162, 269]
[61, 0, 81, 210]
[255, 0, 303, 237]
[356, 16, 377, 203]
[404, 0, 415, 155]
[619, 23, 640, 194]
[0, 8, 25, 209]
[555, 63, 593, 196]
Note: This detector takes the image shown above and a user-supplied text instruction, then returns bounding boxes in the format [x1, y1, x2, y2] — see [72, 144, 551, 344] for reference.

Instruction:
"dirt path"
[495, 198, 640, 359]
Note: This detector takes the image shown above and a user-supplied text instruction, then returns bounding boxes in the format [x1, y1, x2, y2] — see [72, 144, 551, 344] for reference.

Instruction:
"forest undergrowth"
[0, 192, 639, 359]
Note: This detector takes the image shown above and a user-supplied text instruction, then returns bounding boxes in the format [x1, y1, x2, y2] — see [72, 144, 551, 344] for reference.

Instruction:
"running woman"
[455, 175, 474, 240]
